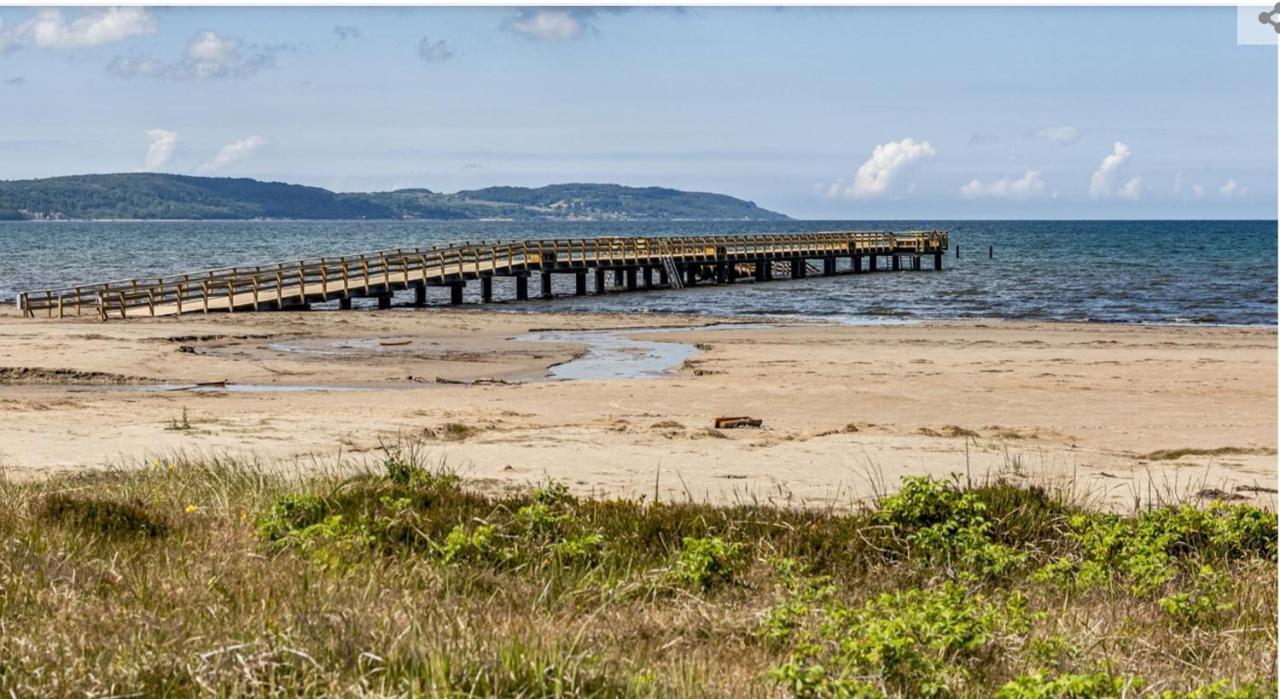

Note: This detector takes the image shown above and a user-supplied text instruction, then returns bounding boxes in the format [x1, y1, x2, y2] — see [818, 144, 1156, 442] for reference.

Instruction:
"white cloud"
[5, 8, 154, 51]
[1219, 179, 1248, 198]
[1116, 177, 1142, 200]
[1191, 184, 1204, 199]
[1037, 126, 1080, 146]
[505, 9, 592, 42]
[418, 37, 455, 64]
[1089, 142, 1136, 198]
[144, 129, 178, 170]
[197, 135, 267, 173]
[825, 138, 936, 200]
[109, 31, 289, 80]
[959, 170, 1047, 200]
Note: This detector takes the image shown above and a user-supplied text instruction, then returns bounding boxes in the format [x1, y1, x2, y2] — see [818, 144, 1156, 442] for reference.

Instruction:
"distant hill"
[0, 174, 789, 221]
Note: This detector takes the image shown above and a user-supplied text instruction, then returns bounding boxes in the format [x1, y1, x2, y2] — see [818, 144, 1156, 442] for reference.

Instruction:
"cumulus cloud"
[1035, 126, 1080, 146]
[144, 129, 178, 170]
[1219, 179, 1248, 198]
[960, 170, 1047, 200]
[197, 135, 266, 173]
[504, 9, 595, 42]
[1116, 177, 1142, 200]
[0, 8, 154, 52]
[109, 31, 291, 80]
[825, 138, 936, 200]
[1089, 142, 1139, 198]
[333, 25, 361, 41]
[418, 37, 455, 64]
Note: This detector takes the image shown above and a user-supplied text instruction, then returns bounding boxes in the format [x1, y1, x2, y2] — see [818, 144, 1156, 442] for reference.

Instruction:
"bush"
[671, 536, 743, 590]
[771, 583, 1030, 698]
[995, 671, 1138, 698]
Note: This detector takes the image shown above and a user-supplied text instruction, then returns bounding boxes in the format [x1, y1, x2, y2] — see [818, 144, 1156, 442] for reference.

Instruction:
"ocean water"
[1, 220, 1275, 325]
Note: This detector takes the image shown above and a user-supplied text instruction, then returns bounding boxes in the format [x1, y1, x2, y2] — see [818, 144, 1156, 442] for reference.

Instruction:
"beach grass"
[0, 449, 1274, 697]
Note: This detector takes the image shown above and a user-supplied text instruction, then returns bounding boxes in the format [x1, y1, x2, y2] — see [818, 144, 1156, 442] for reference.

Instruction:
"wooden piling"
[449, 282, 464, 305]
[575, 271, 587, 296]
[541, 272, 553, 299]
[515, 274, 529, 301]
[595, 268, 607, 294]
[481, 276, 494, 303]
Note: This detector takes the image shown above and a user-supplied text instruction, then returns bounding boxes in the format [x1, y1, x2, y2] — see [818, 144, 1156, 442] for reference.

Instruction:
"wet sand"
[0, 305, 1275, 509]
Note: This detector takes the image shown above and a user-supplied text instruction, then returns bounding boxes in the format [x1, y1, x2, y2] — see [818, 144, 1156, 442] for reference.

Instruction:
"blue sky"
[0, 6, 1274, 219]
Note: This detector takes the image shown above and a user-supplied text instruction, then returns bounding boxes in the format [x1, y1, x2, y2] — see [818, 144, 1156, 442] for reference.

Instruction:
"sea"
[1, 220, 1275, 326]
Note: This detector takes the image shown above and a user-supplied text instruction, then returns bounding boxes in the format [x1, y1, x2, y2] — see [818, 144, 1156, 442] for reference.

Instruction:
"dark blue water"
[1, 220, 1275, 325]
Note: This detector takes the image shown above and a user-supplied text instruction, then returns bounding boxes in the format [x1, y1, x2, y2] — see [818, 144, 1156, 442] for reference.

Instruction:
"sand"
[0, 304, 1275, 509]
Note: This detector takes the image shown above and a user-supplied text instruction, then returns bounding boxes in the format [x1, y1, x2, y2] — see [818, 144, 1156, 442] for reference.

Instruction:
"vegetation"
[0, 174, 789, 221]
[0, 453, 1273, 697]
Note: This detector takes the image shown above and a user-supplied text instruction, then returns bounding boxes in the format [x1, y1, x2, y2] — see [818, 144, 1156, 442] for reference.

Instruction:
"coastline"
[0, 306, 1274, 510]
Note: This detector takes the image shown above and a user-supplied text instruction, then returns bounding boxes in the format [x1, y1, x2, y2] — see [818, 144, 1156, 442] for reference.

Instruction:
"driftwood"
[714, 416, 763, 429]
[379, 339, 413, 346]
[169, 380, 228, 391]
[431, 376, 518, 386]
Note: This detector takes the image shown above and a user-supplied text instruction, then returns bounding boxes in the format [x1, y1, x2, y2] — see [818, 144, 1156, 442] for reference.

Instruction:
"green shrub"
[438, 523, 498, 564]
[995, 671, 1138, 698]
[256, 493, 328, 545]
[1158, 565, 1235, 631]
[671, 536, 742, 590]
[874, 476, 1027, 580]
[1036, 503, 1277, 596]
[771, 584, 1029, 698]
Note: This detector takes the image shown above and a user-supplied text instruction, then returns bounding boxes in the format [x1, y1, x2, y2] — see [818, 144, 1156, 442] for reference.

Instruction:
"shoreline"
[0, 308, 1274, 510]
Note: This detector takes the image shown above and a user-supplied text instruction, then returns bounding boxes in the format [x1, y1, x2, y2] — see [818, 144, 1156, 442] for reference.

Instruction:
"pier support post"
[448, 282, 464, 305]
[339, 296, 352, 310]
[575, 271, 587, 296]
[515, 274, 529, 301]
[852, 255, 862, 273]
[727, 263, 739, 283]
[541, 272, 553, 299]
[715, 263, 728, 284]
[642, 265, 654, 288]
[595, 268, 607, 294]
[658, 266, 669, 287]
[379, 292, 393, 310]
[790, 259, 804, 279]
[625, 267, 638, 291]
[613, 269, 624, 287]
[414, 284, 427, 306]
[823, 258, 836, 276]
[868, 255, 878, 272]
[933, 253, 943, 271]
[481, 276, 493, 303]
[892, 255, 901, 271]
[754, 261, 767, 282]
[913, 256, 921, 271]
[685, 265, 697, 287]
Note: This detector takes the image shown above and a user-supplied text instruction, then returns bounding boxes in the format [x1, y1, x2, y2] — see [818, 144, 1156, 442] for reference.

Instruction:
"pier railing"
[18, 230, 947, 320]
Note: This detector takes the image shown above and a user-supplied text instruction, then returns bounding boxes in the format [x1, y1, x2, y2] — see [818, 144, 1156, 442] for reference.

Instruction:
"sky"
[0, 6, 1275, 219]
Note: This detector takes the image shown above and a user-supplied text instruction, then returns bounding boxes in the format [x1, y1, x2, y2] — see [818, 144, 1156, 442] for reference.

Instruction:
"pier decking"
[18, 230, 948, 320]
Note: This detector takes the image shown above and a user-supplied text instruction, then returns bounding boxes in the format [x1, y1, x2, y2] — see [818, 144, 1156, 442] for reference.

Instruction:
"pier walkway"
[19, 230, 948, 320]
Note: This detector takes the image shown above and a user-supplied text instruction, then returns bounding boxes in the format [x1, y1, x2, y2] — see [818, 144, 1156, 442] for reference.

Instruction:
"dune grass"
[0, 450, 1274, 698]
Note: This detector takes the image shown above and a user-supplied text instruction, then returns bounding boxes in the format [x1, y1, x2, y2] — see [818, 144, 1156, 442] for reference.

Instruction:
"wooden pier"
[18, 230, 948, 320]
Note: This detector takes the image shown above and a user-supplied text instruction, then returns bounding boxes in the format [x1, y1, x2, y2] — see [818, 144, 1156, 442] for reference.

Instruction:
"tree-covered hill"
[0, 174, 790, 221]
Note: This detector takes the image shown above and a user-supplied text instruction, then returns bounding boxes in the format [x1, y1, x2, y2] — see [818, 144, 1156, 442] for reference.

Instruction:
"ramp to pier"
[18, 230, 948, 320]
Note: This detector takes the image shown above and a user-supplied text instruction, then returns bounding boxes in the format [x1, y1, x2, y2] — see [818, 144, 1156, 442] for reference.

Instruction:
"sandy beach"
[1, 305, 1274, 509]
